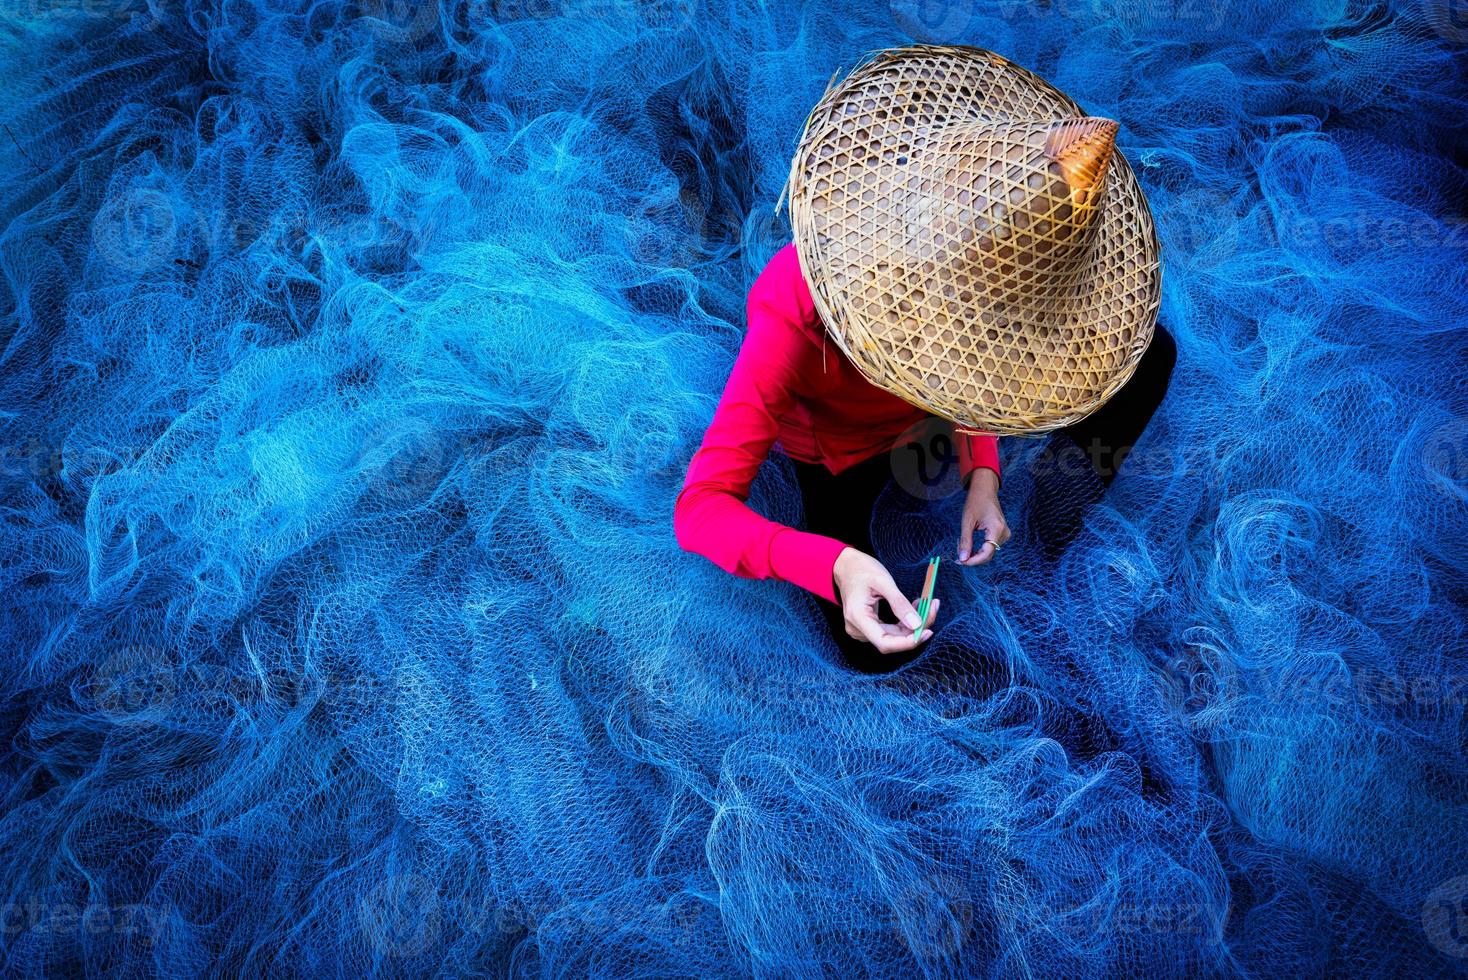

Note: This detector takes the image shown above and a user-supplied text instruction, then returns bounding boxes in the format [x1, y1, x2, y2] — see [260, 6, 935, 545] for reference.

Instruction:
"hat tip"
[1045, 116, 1119, 197]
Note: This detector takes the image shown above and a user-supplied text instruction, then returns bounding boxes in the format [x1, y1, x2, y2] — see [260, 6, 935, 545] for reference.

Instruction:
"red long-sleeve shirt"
[673, 243, 1001, 604]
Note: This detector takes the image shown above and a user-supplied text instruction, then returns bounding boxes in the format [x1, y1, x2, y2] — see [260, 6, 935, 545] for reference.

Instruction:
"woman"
[674, 46, 1173, 672]
[672, 243, 1176, 672]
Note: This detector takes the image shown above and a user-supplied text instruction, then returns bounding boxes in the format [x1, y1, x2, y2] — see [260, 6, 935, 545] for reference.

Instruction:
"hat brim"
[785, 44, 1162, 435]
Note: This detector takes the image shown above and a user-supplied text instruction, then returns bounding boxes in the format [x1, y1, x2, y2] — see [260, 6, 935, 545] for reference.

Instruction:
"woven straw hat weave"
[783, 45, 1162, 435]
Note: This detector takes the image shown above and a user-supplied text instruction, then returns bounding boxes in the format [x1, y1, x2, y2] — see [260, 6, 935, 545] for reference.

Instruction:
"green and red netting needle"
[914, 556, 939, 642]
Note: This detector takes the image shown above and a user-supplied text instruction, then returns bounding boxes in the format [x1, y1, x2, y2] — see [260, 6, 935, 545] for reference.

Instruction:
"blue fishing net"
[1, 1, 1465, 976]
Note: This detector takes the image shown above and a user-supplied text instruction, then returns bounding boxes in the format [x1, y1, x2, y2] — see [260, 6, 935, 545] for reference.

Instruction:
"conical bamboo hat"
[784, 45, 1162, 435]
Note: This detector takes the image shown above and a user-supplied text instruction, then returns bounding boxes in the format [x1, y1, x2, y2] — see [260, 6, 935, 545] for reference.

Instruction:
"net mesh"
[0, 1, 1466, 977]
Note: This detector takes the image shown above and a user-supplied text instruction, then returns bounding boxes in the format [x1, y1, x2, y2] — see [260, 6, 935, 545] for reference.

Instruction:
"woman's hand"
[958, 468, 1009, 565]
[832, 548, 938, 653]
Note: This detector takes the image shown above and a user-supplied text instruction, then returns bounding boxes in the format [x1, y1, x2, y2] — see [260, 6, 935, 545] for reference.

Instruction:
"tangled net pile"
[1, 1, 1465, 976]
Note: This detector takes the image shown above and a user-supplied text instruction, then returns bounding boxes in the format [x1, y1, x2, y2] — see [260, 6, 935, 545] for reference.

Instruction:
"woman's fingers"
[960, 532, 992, 565]
[873, 571, 922, 631]
[962, 523, 1008, 565]
[858, 618, 933, 653]
[851, 594, 940, 654]
[841, 559, 941, 653]
[851, 610, 898, 651]
[957, 518, 976, 562]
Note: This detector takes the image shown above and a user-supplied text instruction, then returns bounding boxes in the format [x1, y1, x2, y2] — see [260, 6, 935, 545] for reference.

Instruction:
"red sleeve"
[673, 249, 849, 604]
[957, 431, 1002, 488]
